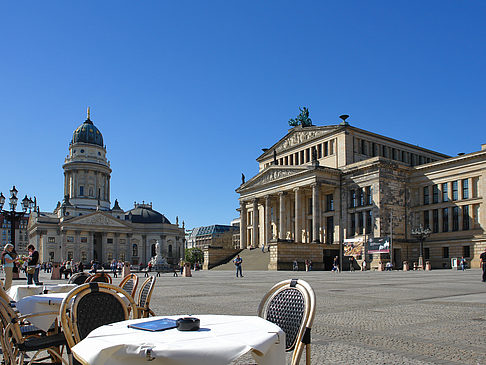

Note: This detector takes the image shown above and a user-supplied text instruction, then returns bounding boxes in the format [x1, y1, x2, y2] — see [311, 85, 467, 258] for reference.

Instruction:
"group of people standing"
[1, 244, 40, 290]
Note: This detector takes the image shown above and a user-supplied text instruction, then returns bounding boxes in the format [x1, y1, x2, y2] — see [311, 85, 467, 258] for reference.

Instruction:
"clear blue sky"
[1, 1, 485, 229]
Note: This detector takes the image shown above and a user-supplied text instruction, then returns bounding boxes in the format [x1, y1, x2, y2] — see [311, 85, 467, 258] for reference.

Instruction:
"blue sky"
[1, 1, 485, 229]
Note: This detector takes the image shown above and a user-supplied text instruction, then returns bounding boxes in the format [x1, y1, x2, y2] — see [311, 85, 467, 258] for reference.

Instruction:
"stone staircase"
[211, 248, 270, 271]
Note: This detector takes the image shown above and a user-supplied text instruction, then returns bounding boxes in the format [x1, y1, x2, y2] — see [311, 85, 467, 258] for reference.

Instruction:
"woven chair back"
[68, 272, 90, 285]
[119, 273, 138, 298]
[258, 279, 316, 365]
[86, 272, 112, 284]
[137, 276, 156, 317]
[60, 282, 138, 349]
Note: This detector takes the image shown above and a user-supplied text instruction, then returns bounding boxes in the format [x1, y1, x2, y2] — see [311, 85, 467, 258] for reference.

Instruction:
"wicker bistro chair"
[68, 272, 90, 285]
[258, 279, 316, 365]
[85, 272, 112, 284]
[119, 273, 139, 298]
[137, 276, 156, 318]
[60, 282, 139, 351]
[0, 298, 68, 365]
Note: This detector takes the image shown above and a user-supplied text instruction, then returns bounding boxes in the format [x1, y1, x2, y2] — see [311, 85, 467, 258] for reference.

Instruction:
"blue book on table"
[128, 318, 177, 332]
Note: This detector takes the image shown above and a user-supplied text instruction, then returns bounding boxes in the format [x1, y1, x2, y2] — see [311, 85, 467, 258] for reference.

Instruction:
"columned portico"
[264, 196, 271, 246]
[239, 201, 247, 249]
[252, 199, 259, 248]
[278, 192, 285, 240]
[312, 183, 320, 243]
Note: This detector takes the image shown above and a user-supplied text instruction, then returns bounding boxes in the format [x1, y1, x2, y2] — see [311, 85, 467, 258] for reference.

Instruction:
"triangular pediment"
[238, 166, 307, 191]
[258, 125, 341, 160]
[65, 212, 130, 228]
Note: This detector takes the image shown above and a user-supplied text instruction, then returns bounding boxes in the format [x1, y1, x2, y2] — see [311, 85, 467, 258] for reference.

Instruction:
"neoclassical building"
[236, 117, 486, 270]
[28, 110, 185, 266]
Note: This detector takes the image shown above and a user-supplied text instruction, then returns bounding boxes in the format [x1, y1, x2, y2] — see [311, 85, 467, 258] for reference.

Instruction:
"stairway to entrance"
[211, 248, 270, 271]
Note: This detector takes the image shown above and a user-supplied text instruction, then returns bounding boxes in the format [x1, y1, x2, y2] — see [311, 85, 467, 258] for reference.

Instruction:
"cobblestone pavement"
[35, 269, 486, 364]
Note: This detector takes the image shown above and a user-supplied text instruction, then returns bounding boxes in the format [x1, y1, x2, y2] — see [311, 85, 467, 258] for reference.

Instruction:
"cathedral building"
[236, 115, 486, 270]
[28, 110, 185, 266]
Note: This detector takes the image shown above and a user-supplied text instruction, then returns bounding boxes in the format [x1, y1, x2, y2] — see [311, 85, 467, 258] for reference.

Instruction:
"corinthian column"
[240, 201, 247, 249]
[294, 188, 301, 243]
[312, 183, 321, 243]
[278, 192, 285, 240]
[265, 196, 271, 246]
[252, 199, 259, 248]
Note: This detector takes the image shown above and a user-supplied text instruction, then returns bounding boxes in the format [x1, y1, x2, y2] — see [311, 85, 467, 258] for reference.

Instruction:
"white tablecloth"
[72, 315, 285, 365]
[15, 292, 69, 331]
[7, 284, 77, 301]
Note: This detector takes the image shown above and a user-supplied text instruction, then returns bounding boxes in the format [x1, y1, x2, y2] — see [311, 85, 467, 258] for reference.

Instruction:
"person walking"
[293, 259, 298, 271]
[26, 244, 40, 285]
[349, 256, 355, 272]
[460, 257, 467, 271]
[480, 248, 486, 282]
[332, 256, 340, 273]
[362, 259, 367, 271]
[233, 255, 243, 277]
[2, 243, 16, 291]
[111, 259, 118, 278]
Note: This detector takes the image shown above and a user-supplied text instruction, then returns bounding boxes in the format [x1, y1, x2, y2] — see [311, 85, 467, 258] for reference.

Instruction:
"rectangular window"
[300, 150, 304, 164]
[350, 214, 355, 237]
[442, 247, 449, 259]
[305, 149, 310, 163]
[317, 144, 322, 159]
[324, 142, 329, 156]
[107, 238, 113, 244]
[289, 154, 294, 165]
[432, 185, 439, 204]
[452, 206, 459, 231]
[366, 210, 372, 234]
[443, 208, 449, 232]
[424, 211, 429, 229]
[358, 189, 364, 207]
[67, 236, 74, 243]
[358, 213, 363, 234]
[382, 145, 388, 158]
[371, 143, 376, 157]
[308, 198, 312, 214]
[432, 209, 439, 233]
[80, 237, 88, 243]
[472, 204, 480, 227]
[48, 237, 56, 243]
[463, 246, 470, 258]
[423, 186, 429, 205]
[79, 186, 84, 196]
[463, 205, 469, 230]
[350, 190, 356, 208]
[330, 139, 334, 155]
[462, 179, 469, 199]
[472, 177, 479, 198]
[294, 152, 299, 165]
[424, 247, 430, 260]
[365, 186, 372, 205]
[361, 140, 367, 155]
[326, 194, 334, 211]
[442, 183, 448, 202]
[119, 239, 126, 244]
[452, 181, 458, 201]
[326, 216, 334, 244]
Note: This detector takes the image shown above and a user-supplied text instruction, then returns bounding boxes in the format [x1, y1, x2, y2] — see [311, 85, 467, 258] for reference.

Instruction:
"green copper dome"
[71, 117, 104, 147]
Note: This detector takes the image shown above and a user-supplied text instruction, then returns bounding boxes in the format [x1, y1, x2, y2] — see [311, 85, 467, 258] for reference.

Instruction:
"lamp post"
[0, 186, 35, 250]
[411, 225, 431, 270]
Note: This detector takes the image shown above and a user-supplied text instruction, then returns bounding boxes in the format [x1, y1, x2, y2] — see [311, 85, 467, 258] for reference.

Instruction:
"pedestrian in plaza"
[233, 254, 243, 277]
[293, 259, 298, 271]
[349, 256, 355, 271]
[361, 259, 367, 271]
[2, 243, 16, 291]
[332, 256, 340, 273]
[480, 248, 486, 282]
[111, 259, 118, 278]
[26, 244, 40, 285]
[460, 257, 467, 271]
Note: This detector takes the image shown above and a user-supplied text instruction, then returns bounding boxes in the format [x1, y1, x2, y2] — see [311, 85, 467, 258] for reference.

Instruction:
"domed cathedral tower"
[63, 108, 112, 211]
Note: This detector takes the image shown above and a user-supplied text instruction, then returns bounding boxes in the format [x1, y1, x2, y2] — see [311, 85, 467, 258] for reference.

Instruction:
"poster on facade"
[367, 237, 390, 253]
[343, 238, 364, 256]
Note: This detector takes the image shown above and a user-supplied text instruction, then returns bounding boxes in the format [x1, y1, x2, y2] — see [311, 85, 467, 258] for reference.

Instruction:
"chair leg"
[305, 344, 311, 365]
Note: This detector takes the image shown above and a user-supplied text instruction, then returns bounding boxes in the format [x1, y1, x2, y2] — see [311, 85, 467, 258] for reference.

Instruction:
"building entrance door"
[393, 248, 401, 269]
[93, 232, 102, 263]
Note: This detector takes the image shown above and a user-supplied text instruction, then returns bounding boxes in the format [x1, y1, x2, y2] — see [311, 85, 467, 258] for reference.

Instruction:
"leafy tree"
[185, 247, 204, 265]
[288, 106, 312, 127]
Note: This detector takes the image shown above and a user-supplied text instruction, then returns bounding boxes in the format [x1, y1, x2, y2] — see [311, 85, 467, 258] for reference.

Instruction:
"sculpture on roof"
[241, 173, 245, 185]
[288, 107, 312, 127]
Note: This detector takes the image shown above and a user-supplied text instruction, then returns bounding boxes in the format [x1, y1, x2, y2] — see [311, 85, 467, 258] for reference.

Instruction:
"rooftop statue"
[288, 107, 312, 127]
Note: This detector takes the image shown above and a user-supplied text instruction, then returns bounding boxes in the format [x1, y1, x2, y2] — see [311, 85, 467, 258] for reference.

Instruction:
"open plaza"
[16, 268, 485, 365]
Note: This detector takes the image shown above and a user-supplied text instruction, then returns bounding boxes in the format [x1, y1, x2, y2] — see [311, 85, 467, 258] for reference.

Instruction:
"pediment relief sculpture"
[70, 214, 127, 227]
[276, 130, 329, 153]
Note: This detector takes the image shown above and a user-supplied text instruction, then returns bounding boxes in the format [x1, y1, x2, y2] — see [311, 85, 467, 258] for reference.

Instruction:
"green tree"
[185, 247, 204, 265]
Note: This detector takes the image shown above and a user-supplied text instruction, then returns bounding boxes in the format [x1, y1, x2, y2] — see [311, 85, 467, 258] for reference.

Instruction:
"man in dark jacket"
[27, 244, 40, 285]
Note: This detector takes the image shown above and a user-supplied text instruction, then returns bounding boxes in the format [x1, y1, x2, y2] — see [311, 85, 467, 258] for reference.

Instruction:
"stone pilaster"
[239, 201, 247, 249]
[312, 183, 320, 243]
[294, 188, 301, 243]
[279, 192, 285, 240]
[252, 199, 259, 248]
[265, 196, 271, 246]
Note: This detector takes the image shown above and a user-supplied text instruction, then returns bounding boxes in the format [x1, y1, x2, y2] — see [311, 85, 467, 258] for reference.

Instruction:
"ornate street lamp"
[0, 186, 35, 250]
[411, 225, 431, 270]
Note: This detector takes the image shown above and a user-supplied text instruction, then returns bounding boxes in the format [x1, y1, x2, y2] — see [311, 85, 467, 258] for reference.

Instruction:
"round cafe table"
[71, 314, 285, 365]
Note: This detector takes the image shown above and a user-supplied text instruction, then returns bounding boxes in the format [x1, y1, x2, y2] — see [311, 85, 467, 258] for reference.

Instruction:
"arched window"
[168, 245, 173, 257]
[132, 244, 138, 257]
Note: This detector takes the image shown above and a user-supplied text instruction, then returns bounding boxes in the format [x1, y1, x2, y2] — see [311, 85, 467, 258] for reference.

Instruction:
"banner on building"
[343, 238, 364, 256]
[367, 237, 390, 253]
